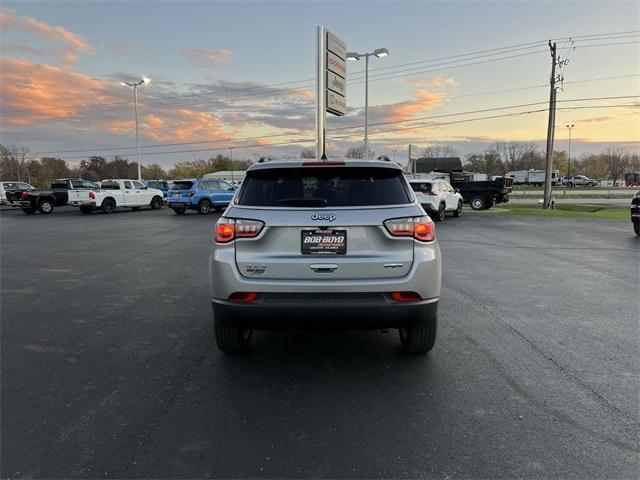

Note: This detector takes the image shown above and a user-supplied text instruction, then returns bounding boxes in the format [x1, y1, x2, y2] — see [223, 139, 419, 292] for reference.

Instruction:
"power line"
[38, 95, 640, 154]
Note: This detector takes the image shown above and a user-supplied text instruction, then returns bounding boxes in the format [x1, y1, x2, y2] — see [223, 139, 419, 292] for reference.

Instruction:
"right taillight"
[215, 218, 264, 243]
[384, 216, 435, 242]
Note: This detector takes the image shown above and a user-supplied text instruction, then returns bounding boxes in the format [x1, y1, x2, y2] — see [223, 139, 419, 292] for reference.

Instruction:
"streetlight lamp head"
[120, 81, 128, 87]
[374, 48, 389, 58]
[142, 76, 151, 84]
[346, 52, 360, 61]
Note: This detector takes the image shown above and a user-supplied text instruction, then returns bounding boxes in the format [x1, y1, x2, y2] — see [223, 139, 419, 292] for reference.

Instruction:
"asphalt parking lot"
[1, 206, 638, 479]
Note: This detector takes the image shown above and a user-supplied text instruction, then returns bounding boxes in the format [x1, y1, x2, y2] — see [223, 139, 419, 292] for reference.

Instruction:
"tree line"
[2, 142, 638, 188]
[0, 145, 251, 187]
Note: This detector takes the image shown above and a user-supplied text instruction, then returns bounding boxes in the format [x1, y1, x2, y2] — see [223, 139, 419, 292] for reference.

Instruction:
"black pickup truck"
[7, 178, 96, 214]
[413, 157, 513, 210]
[631, 190, 640, 236]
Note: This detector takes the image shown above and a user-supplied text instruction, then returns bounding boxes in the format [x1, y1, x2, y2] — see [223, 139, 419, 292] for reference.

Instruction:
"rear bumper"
[212, 296, 438, 329]
[70, 201, 96, 207]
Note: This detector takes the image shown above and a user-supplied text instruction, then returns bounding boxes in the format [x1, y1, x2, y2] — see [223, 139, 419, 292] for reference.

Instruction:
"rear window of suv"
[237, 167, 411, 207]
[171, 181, 194, 190]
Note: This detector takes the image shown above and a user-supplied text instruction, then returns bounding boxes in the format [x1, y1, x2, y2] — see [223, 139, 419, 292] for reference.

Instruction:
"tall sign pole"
[542, 41, 558, 209]
[316, 26, 347, 160]
[316, 26, 327, 160]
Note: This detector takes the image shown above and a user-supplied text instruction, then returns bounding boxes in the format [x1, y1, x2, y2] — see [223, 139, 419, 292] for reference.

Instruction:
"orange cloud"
[142, 109, 233, 142]
[0, 8, 93, 66]
[373, 89, 446, 124]
[103, 120, 133, 133]
[392, 76, 457, 88]
[182, 48, 233, 68]
[1, 57, 117, 125]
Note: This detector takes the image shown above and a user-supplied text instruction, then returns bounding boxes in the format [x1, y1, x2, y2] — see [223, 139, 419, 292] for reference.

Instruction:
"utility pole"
[542, 42, 558, 209]
[229, 147, 234, 186]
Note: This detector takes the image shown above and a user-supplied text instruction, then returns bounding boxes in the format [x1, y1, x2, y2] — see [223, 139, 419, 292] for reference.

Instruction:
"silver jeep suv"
[209, 159, 442, 353]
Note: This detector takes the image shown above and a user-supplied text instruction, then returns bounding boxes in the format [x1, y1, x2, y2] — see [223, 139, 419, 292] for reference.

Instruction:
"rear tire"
[38, 199, 54, 214]
[484, 199, 494, 210]
[79, 206, 94, 215]
[198, 199, 212, 215]
[453, 200, 463, 217]
[214, 307, 252, 354]
[433, 203, 446, 222]
[150, 196, 163, 209]
[470, 196, 485, 210]
[101, 198, 116, 214]
[399, 304, 438, 354]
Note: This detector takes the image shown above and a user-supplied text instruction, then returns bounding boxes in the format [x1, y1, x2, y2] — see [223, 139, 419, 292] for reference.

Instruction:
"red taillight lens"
[215, 218, 264, 243]
[384, 216, 435, 242]
[21, 191, 29, 198]
[228, 292, 258, 302]
[89, 192, 95, 200]
[187, 191, 196, 197]
[390, 291, 422, 302]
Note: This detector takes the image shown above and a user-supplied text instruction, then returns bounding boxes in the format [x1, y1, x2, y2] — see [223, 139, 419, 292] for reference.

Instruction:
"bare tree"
[464, 151, 504, 175]
[602, 148, 630, 185]
[345, 146, 374, 159]
[493, 141, 542, 171]
[422, 145, 457, 158]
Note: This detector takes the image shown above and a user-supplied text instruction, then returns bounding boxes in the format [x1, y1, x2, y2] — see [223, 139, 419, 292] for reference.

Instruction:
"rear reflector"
[390, 291, 422, 302]
[228, 292, 258, 302]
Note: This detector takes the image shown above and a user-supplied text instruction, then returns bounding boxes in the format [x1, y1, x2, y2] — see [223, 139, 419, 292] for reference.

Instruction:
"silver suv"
[209, 159, 442, 354]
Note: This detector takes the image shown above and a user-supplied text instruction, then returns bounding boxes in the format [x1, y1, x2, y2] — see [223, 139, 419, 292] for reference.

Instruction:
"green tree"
[142, 163, 168, 180]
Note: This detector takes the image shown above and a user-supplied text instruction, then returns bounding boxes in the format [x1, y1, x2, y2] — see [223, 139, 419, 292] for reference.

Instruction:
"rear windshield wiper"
[276, 198, 328, 207]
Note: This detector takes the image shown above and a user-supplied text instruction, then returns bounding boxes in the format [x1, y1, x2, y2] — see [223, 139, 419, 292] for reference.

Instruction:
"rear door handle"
[310, 264, 338, 274]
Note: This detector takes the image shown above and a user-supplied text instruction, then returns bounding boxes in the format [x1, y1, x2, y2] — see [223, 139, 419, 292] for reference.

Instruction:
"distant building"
[203, 170, 246, 185]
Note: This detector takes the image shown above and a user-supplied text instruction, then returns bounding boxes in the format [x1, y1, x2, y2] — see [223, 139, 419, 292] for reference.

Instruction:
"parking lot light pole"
[346, 48, 389, 159]
[121, 77, 150, 181]
[566, 124, 574, 177]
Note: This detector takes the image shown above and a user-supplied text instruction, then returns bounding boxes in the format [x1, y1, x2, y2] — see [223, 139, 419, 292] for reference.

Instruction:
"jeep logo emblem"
[311, 212, 336, 222]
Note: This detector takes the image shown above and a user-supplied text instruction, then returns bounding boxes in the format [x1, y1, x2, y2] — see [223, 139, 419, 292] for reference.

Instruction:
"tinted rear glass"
[171, 181, 194, 190]
[410, 182, 432, 193]
[237, 167, 410, 207]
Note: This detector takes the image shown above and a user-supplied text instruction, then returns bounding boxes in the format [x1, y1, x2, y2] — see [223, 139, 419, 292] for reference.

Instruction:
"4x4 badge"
[311, 212, 336, 222]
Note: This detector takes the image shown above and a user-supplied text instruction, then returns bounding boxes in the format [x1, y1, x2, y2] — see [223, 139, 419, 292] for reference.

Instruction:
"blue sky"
[1, 0, 639, 167]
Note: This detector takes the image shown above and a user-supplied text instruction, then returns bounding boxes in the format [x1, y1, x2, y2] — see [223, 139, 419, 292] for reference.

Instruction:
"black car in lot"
[631, 190, 640, 236]
[7, 178, 96, 214]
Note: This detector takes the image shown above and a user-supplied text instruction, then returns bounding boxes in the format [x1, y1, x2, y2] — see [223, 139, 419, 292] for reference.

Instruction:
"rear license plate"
[301, 229, 347, 255]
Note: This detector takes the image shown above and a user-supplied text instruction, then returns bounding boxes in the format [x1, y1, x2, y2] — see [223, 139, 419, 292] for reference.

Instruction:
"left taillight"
[21, 191, 29, 198]
[215, 218, 264, 243]
[384, 216, 435, 242]
[89, 191, 95, 200]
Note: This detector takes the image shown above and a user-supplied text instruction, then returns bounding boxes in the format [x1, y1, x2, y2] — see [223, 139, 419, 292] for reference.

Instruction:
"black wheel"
[453, 200, 463, 217]
[634, 222, 639, 236]
[22, 207, 35, 215]
[173, 207, 186, 215]
[101, 198, 116, 214]
[79, 206, 94, 215]
[214, 307, 252, 353]
[198, 199, 212, 215]
[38, 199, 54, 214]
[484, 199, 494, 210]
[433, 203, 446, 222]
[470, 196, 485, 210]
[150, 196, 163, 209]
[399, 303, 438, 354]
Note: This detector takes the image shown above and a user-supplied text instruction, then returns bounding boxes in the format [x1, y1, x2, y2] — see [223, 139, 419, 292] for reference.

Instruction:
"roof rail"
[377, 155, 392, 162]
[257, 156, 274, 163]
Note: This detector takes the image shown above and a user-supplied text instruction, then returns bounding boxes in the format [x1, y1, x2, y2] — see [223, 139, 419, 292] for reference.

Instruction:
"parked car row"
[1, 177, 236, 215]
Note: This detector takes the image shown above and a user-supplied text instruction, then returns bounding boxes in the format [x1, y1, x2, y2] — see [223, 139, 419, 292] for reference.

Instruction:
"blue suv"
[167, 178, 236, 215]
[144, 180, 171, 198]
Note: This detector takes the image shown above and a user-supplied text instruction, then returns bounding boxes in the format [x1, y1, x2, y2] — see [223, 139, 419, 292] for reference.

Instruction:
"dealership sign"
[325, 30, 346, 116]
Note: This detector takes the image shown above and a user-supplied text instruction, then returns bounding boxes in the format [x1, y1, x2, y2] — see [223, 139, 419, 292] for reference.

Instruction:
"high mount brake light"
[384, 216, 435, 242]
[215, 218, 264, 243]
[302, 161, 346, 166]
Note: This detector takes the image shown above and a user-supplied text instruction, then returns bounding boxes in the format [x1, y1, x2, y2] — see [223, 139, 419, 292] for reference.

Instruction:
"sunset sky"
[1, 1, 639, 168]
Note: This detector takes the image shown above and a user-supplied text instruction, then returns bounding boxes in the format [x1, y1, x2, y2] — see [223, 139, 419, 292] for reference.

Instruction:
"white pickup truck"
[67, 179, 164, 214]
